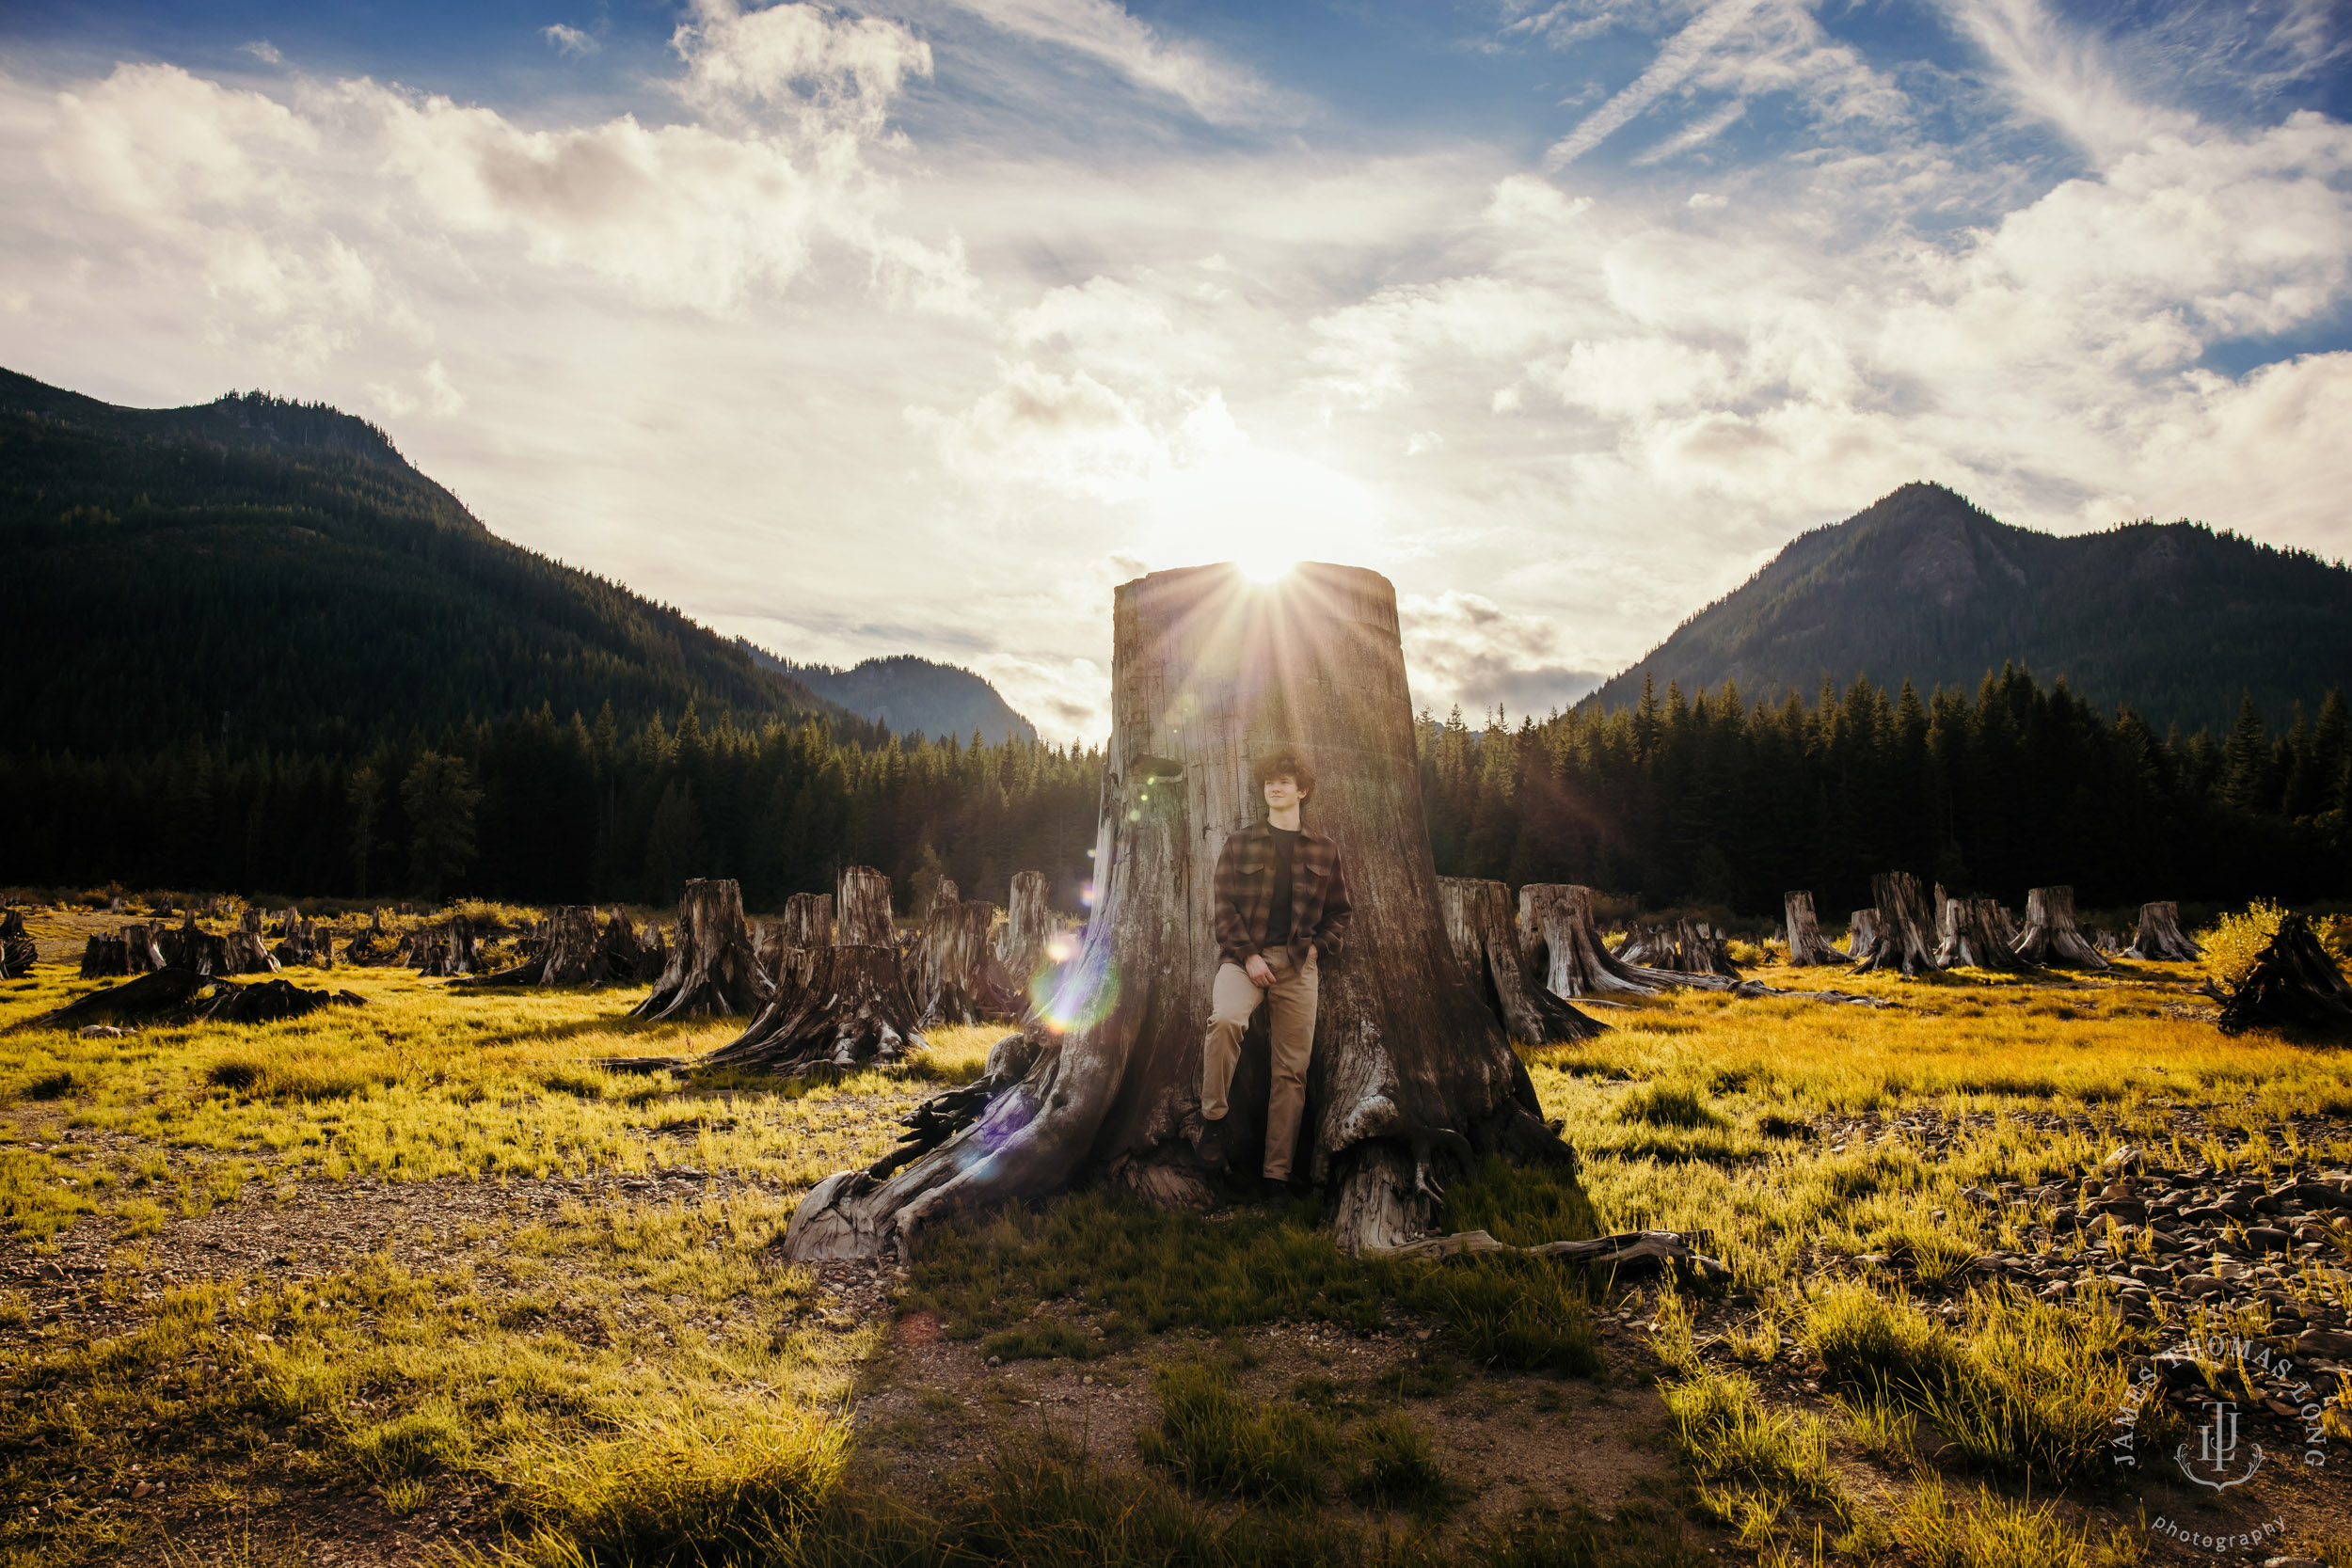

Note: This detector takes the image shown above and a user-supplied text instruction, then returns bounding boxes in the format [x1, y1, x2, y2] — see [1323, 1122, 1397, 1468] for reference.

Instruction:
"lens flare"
[1031, 939, 1117, 1036]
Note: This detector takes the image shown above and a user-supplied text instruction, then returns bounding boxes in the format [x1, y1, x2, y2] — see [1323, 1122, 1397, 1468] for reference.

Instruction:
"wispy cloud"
[541, 24, 600, 59]
[1542, 0, 1766, 169]
[933, 0, 1290, 125]
[239, 40, 282, 66]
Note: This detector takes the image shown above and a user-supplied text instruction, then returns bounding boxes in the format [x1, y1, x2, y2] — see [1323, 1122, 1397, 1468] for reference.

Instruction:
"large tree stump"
[1849, 872, 1942, 976]
[2125, 901, 2201, 962]
[631, 879, 772, 1021]
[1935, 896, 2031, 971]
[0, 911, 36, 978]
[1439, 878, 1605, 1044]
[468, 906, 622, 987]
[1518, 885, 1662, 997]
[996, 872, 1056, 1005]
[1783, 892, 1842, 966]
[764, 892, 835, 1002]
[837, 867, 895, 946]
[2217, 911, 2352, 1033]
[2010, 885, 2109, 971]
[778, 562, 1574, 1263]
[917, 900, 1021, 1026]
[1844, 910, 1877, 959]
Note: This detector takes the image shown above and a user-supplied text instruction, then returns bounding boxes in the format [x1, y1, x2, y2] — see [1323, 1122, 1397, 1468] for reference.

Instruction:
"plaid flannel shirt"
[1211, 821, 1353, 970]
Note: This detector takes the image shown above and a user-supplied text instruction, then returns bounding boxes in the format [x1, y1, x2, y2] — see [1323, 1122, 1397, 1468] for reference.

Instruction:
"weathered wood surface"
[631, 879, 772, 1021]
[836, 867, 895, 947]
[779, 562, 1574, 1263]
[916, 899, 1020, 1027]
[1439, 877, 1606, 1044]
[1850, 872, 1941, 976]
[700, 866, 927, 1073]
[2010, 885, 2109, 971]
[1935, 896, 2030, 971]
[2217, 911, 2352, 1034]
[2125, 900, 2201, 962]
[1844, 910, 1877, 959]
[1518, 884, 1661, 997]
[1783, 892, 1842, 966]
[0, 911, 36, 978]
[995, 872, 1055, 1006]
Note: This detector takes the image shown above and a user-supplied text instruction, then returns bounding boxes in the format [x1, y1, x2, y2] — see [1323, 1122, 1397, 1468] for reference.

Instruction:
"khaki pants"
[1201, 948, 1318, 1180]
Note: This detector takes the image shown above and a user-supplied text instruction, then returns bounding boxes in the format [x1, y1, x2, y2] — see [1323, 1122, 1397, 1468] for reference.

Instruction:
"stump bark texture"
[779, 562, 1571, 1263]
[0, 911, 35, 978]
[631, 879, 772, 1021]
[2010, 886, 2109, 971]
[836, 869, 894, 947]
[1849, 873, 1941, 976]
[2217, 912, 2352, 1034]
[917, 900, 1020, 1026]
[1518, 885, 1659, 997]
[1438, 878, 1605, 1044]
[1783, 892, 1841, 966]
[1935, 897, 2030, 971]
[2125, 902, 2201, 962]
[996, 872, 1056, 1006]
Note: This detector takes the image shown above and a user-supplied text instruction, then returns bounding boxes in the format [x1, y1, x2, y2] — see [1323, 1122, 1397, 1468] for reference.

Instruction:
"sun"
[1236, 548, 1298, 582]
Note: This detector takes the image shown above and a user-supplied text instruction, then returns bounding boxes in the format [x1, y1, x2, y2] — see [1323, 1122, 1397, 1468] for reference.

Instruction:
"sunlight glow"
[1237, 549, 1298, 581]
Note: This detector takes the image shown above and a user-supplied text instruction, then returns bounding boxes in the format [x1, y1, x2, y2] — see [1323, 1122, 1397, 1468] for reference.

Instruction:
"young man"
[1198, 747, 1353, 1192]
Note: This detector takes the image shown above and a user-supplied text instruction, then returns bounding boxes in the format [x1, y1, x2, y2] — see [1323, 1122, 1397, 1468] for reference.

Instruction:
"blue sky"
[3, 0, 2347, 737]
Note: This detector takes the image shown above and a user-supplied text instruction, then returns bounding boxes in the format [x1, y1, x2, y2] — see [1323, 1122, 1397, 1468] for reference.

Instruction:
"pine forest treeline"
[8, 666, 2347, 918]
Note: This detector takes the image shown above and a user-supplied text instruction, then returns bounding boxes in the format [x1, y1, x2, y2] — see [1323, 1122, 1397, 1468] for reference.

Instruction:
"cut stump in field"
[1844, 910, 1877, 960]
[2125, 901, 2201, 962]
[0, 911, 35, 978]
[1783, 892, 1843, 967]
[468, 906, 617, 987]
[696, 867, 926, 1074]
[81, 925, 165, 978]
[1518, 885, 1661, 997]
[1935, 896, 2032, 972]
[1438, 877, 1605, 1044]
[917, 900, 1022, 1027]
[157, 914, 230, 976]
[995, 871, 1056, 1007]
[1849, 872, 1941, 977]
[779, 562, 1574, 1263]
[836, 867, 895, 947]
[631, 879, 772, 1021]
[2217, 912, 2352, 1034]
[2010, 886, 2109, 972]
[411, 918, 476, 979]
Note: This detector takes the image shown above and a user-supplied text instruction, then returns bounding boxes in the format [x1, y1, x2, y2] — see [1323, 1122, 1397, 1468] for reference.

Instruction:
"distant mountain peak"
[739, 643, 1037, 745]
[1585, 481, 2352, 732]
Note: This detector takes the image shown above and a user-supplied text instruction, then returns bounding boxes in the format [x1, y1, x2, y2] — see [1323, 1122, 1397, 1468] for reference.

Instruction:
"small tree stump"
[1850, 872, 1941, 976]
[2010, 885, 2109, 971]
[1783, 892, 1842, 966]
[412, 917, 477, 979]
[1439, 877, 1605, 1044]
[0, 911, 37, 978]
[917, 900, 1021, 1027]
[995, 872, 1055, 1005]
[1844, 910, 1877, 959]
[223, 924, 283, 976]
[631, 879, 772, 1021]
[158, 912, 230, 975]
[2125, 901, 2201, 962]
[468, 906, 619, 987]
[2217, 911, 2352, 1033]
[1935, 896, 2030, 971]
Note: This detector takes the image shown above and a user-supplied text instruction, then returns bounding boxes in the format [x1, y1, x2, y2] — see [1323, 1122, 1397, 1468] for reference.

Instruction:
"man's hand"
[1244, 954, 1275, 989]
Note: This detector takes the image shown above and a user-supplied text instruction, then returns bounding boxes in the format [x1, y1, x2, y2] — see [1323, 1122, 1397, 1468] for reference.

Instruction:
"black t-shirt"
[1263, 826, 1300, 946]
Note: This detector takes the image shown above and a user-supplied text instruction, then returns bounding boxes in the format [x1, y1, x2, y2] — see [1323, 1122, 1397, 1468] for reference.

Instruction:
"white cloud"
[1401, 593, 1604, 720]
[936, 0, 1286, 125]
[541, 24, 600, 58]
[240, 40, 283, 66]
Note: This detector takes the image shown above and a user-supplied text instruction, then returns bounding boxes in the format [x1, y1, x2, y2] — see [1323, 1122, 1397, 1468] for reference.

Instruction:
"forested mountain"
[0, 368, 865, 756]
[1583, 483, 2352, 735]
[740, 646, 1037, 745]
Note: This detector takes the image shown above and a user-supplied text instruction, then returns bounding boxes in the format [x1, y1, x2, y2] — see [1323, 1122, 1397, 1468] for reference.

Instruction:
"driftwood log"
[2217, 912, 2352, 1034]
[631, 879, 772, 1021]
[1782, 892, 1842, 966]
[779, 562, 1576, 1263]
[2125, 901, 2201, 962]
[1363, 1227, 1727, 1277]
[2010, 886, 2109, 971]
[1935, 896, 2031, 971]
[1438, 877, 1605, 1044]
[1849, 873, 1941, 976]
[0, 911, 35, 978]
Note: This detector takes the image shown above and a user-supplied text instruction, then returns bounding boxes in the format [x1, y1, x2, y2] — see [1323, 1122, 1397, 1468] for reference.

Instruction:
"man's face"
[1263, 773, 1304, 813]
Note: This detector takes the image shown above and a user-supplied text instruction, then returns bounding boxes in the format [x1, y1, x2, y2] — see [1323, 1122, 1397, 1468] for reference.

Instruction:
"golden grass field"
[2, 903, 2350, 1567]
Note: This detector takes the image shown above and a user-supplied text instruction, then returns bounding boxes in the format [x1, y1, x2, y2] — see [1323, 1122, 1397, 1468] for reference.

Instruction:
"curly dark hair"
[1252, 746, 1315, 799]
